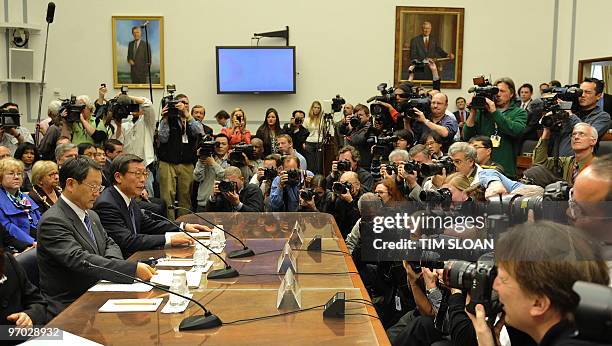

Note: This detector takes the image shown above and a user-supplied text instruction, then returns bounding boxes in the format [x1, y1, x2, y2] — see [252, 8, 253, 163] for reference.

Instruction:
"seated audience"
[14, 142, 39, 192]
[206, 166, 264, 212]
[326, 145, 374, 192]
[255, 107, 282, 156]
[222, 108, 251, 145]
[37, 156, 157, 317]
[28, 161, 61, 215]
[0, 158, 41, 245]
[269, 155, 314, 212]
[93, 154, 205, 258]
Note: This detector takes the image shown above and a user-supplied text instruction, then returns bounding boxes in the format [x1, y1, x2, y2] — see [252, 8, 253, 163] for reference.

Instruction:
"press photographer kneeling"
[206, 166, 264, 212]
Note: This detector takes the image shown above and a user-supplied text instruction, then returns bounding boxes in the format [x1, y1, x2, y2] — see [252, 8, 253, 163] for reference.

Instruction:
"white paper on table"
[166, 231, 211, 240]
[88, 281, 153, 292]
[151, 269, 207, 288]
[155, 258, 195, 267]
[22, 330, 104, 345]
[161, 293, 193, 313]
[98, 298, 163, 312]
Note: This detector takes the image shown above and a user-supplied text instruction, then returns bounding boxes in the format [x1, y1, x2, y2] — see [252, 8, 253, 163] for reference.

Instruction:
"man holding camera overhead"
[463, 77, 527, 178]
[157, 93, 204, 219]
[325, 145, 373, 192]
[269, 155, 314, 212]
[206, 166, 264, 212]
[60, 95, 109, 146]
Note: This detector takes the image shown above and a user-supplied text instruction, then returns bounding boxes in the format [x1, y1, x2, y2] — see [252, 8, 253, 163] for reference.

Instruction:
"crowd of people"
[0, 70, 611, 345]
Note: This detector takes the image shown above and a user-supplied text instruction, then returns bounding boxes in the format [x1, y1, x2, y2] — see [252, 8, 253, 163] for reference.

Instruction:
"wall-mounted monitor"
[216, 46, 296, 94]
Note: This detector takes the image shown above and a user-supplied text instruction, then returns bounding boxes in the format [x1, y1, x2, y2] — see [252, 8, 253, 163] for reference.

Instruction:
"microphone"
[169, 205, 255, 258]
[46, 2, 55, 24]
[82, 260, 222, 330]
[366, 96, 378, 103]
[142, 209, 239, 279]
[140, 21, 150, 28]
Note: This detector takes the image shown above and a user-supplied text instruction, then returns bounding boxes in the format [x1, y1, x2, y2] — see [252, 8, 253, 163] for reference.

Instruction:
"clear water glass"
[193, 244, 210, 271]
[168, 270, 189, 306]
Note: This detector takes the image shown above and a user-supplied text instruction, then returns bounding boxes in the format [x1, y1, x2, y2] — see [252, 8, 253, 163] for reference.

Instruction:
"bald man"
[328, 171, 362, 237]
[411, 92, 459, 152]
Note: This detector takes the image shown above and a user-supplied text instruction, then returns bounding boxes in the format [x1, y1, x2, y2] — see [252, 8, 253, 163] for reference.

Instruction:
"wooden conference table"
[45, 212, 390, 345]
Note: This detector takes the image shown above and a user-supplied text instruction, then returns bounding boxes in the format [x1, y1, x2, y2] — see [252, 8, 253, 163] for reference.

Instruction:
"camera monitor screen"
[216, 46, 296, 94]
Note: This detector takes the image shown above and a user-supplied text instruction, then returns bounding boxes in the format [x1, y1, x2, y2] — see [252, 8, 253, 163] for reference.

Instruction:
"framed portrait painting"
[112, 16, 164, 89]
[394, 7, 464, 89]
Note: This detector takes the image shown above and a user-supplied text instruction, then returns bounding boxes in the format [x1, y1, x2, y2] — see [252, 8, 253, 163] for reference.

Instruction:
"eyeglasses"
[5, 172, 23, 178]
[126, 171, 149, 178]
[81, 181, 105, 193]
[452, 159, 464, 165]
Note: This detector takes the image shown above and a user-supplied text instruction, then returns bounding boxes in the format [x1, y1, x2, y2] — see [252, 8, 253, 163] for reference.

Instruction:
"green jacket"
[463, 105, 527, 177]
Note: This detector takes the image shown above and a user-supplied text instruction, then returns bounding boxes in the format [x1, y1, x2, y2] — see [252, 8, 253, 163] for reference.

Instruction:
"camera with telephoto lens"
[229, 143, 254, 167]
[286, 169, 302, 187]
[540, 85, 582, 130]
[420, 156, 455, 177]
[469, 76, 499, 110]
[572, 281, 612, 344]
[300, 188, 315, 201]
[385, 161, 418, 176]
[0, 108, 20, 129]
[161, 84, 180, 119]
[263, 167, 277, 181]
[218, 180, 237, 193]
[108, 86, 139, 120]
[396, 96, 431, 118]
[419, 187, 453, 209]
[332, 181, 352, 195]
[59, 95, 85, 124]
[443, 253, 502, 317]
[197, 135, 220, 158]
[337, 160, 351, 172]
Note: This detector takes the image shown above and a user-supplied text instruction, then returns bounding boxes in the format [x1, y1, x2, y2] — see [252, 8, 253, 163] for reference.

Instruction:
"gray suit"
[37, 198, 137, 318]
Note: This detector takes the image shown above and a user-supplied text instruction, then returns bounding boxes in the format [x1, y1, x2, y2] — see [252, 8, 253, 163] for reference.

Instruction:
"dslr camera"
[336, 159, 351, 172]
[59, 95, 85, 123]
[218, 180, 237, 193]
[161, 84, 180, 119]
[469, 76, 499, 110]
[420, 156, 455, 177]
[0, 108, 20, 129]
[411, 58, 429, 73]
[332, 181, 352, 195]
[419, 187, 453, 209]
[299, 188, 316, 201]
[286, 169, 303, 187]
[263, 167, 278, 181]
[108, 86, 139, 120]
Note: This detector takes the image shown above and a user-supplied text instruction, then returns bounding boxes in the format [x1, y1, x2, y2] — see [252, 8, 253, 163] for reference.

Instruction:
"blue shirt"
[269, 170, 314, 211]
[478, 169, 524, 192]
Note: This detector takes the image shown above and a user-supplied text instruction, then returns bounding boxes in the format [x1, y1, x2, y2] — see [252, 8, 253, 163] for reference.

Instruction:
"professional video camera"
[573, 281, 612, 344]
[299, 188, 315, 201]
[229, 143, 254, 167]
[108, 86, 139, 120]
[161, 84, 180, 119]
[540, 85, 582, 130]
[286, 169, 303, 187]
[263, 167, 278, 181]
[420, 156, 455, 177]
[0, 108, 20, 129]
[218, 180, 237, 193]
[196, 134, 220, 158]
[443, 253, 502, 317]
[59, 95, 85, 123]
[396, 96, 431, 118]
[323, 94, 346, 121]
[332, 181, 352, 195]
[367, 83, 398, 128]
[469, 76, 499, 110]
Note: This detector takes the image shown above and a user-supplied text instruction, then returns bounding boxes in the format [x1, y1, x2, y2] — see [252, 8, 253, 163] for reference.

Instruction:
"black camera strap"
[434, 286, 450, 332]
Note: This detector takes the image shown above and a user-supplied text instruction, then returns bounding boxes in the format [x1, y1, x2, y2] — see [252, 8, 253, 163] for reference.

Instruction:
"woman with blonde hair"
[303, 100, 325, 174]
[28, 160, 61, 214]
[0, 158, 41, 245]
[222, 108, 252, 145]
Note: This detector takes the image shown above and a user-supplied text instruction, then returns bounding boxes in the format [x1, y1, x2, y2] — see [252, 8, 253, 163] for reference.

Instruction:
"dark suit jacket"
[0, 253, 47, 326]
[206, 183, 265, 212]
[1, 224, 29, 253]
[37, 198, 137, 318]
[93, 186, 176, 258]
[127, 39, 151, 83]
[409, 34, 448, 61]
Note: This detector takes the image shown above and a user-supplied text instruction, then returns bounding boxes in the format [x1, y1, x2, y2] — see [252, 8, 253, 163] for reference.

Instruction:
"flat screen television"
[216, 46, 296, 94]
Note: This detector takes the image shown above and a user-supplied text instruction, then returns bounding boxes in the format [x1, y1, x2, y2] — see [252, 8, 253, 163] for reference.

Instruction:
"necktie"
[424, 37, 429, 49]
[128, 203, 137, 235]
[83, 213, 98, 248]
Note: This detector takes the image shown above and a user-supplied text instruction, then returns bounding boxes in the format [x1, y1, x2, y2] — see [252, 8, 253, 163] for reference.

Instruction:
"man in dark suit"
[207, 166, 265, 212]
[127, 26, 151, 84]
[37, 156, 156, 318]
[93, 154, 208, 258]
[409, 21, 454, 80]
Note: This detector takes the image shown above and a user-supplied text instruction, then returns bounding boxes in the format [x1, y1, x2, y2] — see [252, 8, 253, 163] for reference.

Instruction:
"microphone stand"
[143, 210, 239, 279]
[170, 205, 255, 258]
[143, 22, 153, 103]
[34, 15, 53, 146]
[83, 260, 222, 330]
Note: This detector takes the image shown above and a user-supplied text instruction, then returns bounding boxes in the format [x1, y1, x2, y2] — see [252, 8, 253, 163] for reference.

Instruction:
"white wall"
[0, 0, 609, 133]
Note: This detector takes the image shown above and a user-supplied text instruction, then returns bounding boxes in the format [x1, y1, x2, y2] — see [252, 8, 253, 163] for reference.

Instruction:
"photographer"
[558, 78, 611, 156]
[249, 154, 282, 207]
[448, 142, 482, 187]
[269, 155, 314, 212]
[193, 146, 226, 212]
[0, 103, 34, 155]
[463, 77, 528, 178]
[212, 133, 231, 167]
[298, 175, 333, 213]
[468, 221, 610, 346]
[339, 104, 375, 170]
[37, 100, 63, 161]
[277, 134, 307, 171]
[206, 166, 264, 212]
[527, 122, 598, 187]
[327, 171, 362, 237]
[412, 93, 459, 153]
[60, 95, 109, 146]
[334, 104, 353, 148]
[326, 145, 374, 193]
[221, 108, 251, 145]
[282, 110, 310, 156]
[157, 93, 204, 219]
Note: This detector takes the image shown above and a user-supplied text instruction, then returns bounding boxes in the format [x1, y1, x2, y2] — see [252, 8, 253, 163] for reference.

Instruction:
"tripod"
[318, 113, 337, 176]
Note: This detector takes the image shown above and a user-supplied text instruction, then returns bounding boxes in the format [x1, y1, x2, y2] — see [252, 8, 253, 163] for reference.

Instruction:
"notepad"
[98, 298, 163, 312]
[88, 281, 153, 292]
[151, 269, 206, 288]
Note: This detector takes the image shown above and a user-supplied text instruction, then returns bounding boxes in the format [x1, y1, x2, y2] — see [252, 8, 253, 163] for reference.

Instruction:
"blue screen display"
[216, 47, 295, 93]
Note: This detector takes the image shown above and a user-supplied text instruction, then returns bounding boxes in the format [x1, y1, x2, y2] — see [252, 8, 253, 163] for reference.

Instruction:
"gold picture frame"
[394, 6, 464, 89]
[112, 15, 164, 89]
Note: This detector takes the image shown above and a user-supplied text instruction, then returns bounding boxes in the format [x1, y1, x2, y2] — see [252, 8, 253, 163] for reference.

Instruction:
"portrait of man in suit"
[394, 7, 464, 88]
[127, 26, 150, 84]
